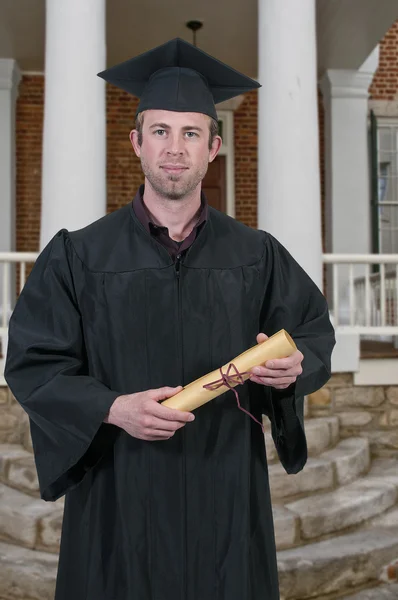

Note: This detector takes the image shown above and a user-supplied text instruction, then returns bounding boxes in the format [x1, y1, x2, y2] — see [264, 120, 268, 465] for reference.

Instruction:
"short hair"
[135, 111, 219, 149]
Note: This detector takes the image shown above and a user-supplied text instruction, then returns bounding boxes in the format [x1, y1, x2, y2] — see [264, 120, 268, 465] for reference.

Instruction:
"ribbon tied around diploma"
[161, 330, 297, 429]
[203, 363, 265, 432]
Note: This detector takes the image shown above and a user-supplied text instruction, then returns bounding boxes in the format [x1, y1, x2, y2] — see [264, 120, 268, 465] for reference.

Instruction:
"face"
[130, 110, 222, 200]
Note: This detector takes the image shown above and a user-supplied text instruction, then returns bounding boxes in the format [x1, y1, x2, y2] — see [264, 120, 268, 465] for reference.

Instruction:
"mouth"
[160, 165, 189, 175]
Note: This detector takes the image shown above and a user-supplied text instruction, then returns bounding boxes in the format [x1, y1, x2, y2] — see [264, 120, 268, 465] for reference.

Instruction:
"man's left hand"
[249, 333, 304, 390]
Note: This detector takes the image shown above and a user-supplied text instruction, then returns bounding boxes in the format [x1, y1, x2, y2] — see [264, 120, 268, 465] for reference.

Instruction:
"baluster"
[333, 263, 339, 327]
[349, 264, 355, 326]
[2, 262, 10, 328]
[380, 263, 386, 327]
[365, 263, 371, 327]
[20, 262, 26, 293]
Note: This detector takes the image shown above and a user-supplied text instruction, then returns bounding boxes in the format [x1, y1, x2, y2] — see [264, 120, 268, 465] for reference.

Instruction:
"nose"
[166, 132, 184, 156]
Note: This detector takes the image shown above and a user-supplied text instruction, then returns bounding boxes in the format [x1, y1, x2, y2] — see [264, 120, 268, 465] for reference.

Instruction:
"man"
[5, 38, 335, 600]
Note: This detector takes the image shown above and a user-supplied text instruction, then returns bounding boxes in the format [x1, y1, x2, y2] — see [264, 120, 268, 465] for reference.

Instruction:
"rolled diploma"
[161, 329, 297, 411]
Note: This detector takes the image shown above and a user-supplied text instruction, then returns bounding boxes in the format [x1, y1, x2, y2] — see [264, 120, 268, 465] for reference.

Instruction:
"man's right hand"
[104, 386, 195, 441]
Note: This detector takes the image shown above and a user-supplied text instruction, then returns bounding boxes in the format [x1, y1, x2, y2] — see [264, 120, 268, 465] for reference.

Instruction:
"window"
[370, 113, 398, 254]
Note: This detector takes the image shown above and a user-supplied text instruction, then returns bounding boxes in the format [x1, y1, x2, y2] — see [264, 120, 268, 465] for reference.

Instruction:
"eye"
[154, 129, 166, 136]
[185, 131, 198, 138]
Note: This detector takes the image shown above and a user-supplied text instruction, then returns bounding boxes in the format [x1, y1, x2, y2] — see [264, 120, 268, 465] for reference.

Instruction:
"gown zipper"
[175, 252, 187, 600]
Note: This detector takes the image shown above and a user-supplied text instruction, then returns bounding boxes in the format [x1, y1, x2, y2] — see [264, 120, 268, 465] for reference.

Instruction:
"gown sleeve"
[4, 230, 120, 501]
[259, 233, 336, 474]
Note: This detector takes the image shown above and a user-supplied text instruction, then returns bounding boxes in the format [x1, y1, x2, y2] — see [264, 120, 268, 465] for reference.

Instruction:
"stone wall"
[310, 374, 398, 458]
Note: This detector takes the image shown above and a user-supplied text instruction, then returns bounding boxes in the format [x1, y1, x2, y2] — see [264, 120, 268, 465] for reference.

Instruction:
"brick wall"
[369, 19, 398, 100]
[234, 91, 258, 229]
[106, 89, 143, 215]
[16, 76, 44, 252]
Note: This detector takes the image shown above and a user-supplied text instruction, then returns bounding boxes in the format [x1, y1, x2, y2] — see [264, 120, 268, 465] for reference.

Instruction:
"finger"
[145, 416, 186, 432]
[251, 366, 302, 378]
[265, 352, 303, 370]
[151, 402, 195, 423]
[256, 333, 268, 344]
[250, 375, 297, 387]
[151, 386, 183, 401]
[146, 431, 177, 441]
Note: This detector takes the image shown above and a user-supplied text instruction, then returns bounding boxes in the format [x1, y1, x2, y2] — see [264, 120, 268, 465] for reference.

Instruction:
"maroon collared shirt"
[132, 185, 208, 260]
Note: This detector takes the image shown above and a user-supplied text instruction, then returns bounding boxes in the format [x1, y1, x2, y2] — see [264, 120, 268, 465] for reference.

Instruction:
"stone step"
[340, 584, 398, 599]
[0, 443, 39, 496]
[365, 457, 398, 529]
[264, 415, 340, 462]
[285, 472, 397, 542]
[0, 540, 57, 600]
[0, 482, 63, 552]
[277, 527, 398, 599]
[272, 506, 299, 550]
[269, 437, 369, 501]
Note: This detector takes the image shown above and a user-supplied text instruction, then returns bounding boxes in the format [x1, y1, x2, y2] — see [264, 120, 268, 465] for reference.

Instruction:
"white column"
[258, 0, 322, 290]
[320, 50, 378, 258]
[41, 0, 107, 248]
[319, 49, 379, 373]
[0, 59, 21, 316]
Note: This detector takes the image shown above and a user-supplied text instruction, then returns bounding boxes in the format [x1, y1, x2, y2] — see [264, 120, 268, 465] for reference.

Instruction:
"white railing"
[0, 252, 39, 385]
[1, 253, 398, 385]
[323, 254, 398, 335]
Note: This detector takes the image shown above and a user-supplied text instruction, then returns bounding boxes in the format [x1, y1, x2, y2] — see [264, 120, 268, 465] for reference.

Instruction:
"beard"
[140, 155, 209, 200]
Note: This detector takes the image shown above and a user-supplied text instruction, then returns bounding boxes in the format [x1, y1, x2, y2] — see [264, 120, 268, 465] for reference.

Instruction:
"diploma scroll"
[162, 329, 297, 412]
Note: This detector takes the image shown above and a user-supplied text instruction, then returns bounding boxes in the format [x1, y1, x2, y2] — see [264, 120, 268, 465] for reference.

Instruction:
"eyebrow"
[149, 122, 204, 132]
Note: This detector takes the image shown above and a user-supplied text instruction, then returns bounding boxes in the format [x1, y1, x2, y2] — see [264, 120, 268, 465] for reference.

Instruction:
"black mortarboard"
[97, 38, 260, 120]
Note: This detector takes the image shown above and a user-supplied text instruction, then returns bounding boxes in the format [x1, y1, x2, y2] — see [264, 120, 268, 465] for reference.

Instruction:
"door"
[202, 156, 226, 213]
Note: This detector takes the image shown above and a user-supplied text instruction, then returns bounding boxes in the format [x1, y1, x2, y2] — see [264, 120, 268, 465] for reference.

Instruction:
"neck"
[142, 180, 202, 242]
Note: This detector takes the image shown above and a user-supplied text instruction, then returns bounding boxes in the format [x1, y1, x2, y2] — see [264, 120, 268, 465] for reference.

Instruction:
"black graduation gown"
[5, 202, 335, 600]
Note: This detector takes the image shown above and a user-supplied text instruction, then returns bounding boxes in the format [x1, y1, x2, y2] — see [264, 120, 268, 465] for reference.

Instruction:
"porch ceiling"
[0, 0, 396, 77]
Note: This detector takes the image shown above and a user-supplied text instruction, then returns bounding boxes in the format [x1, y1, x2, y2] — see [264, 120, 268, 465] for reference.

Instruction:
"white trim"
[20, 71, 45, 76]
[375, 116, 398, 127]
[215, 109, 235, 219]
[354, 358, 398, 386]
[320, 70, 374, 102]
[369, 101, 398, 118]
[216, 95, 245, 112]
[0, 59, 21, 93]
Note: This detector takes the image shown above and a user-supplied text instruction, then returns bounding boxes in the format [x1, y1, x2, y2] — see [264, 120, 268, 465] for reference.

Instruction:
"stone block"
[308, 387, 331, 406]
[339, 584, 398, 599]
[0, 483, 56, 548]
[390, 410, 398, 427]
[338, 411, 373, 427]
[269, 458, 333, 500]
[322, 438, 370, 486]
[0, 444, 31, 482]
[0, 409, 20, 444]
[0, 540, 57, 600]
[387, 387, 398, 406]
[273, 506, 298, 550]
[0, 388, 9, 405]
[325, 373, 353, 388]
[334, 387, 385, 409]
[363, 430, 398, 452]
[40, 508, 63, 550]
[8, 455, 39, 494]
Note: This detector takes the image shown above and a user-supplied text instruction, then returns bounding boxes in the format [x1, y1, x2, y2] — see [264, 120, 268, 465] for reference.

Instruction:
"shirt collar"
[132, 184, 208, 237]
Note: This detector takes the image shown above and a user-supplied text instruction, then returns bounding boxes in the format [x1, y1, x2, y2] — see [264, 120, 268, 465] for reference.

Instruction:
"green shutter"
[370, 110, 379, 255]
[218, 119, 223, 139]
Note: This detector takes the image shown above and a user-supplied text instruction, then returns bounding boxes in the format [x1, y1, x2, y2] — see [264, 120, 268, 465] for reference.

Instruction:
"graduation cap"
[97, 38, 260, 120]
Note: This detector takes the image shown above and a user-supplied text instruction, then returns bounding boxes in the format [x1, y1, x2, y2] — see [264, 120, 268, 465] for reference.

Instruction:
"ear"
[130, 130, 141, 158]
[209, 135, 222, 163]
